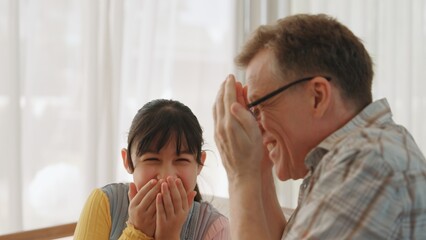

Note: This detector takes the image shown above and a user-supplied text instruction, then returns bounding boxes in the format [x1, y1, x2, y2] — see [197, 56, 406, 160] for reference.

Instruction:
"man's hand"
[213, 74, 264, 181]
[213, 74, 273, 239]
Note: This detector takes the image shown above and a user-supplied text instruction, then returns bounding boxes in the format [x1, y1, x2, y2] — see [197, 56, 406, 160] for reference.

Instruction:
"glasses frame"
[246, 76, 332, 109]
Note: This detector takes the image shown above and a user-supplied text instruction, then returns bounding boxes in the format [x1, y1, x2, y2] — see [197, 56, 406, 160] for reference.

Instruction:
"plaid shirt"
[282, 98, 426, 239]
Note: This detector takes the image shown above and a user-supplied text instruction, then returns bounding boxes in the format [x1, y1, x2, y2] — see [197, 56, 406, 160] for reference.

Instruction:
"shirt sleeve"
[203, 215, 230, 240]
[73, 189, 111, 240]
[118, 223, 154, 240]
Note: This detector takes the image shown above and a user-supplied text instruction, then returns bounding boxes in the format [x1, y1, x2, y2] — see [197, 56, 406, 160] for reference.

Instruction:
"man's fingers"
[213, 76, 228, 126]
[224, 75, 237, 114]
[230, 102, 260, 138]
[243, 85, 249, 105]
[235, 81, 246, 106]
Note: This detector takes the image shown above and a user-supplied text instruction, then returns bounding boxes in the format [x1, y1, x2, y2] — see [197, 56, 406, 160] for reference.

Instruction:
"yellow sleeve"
[118, 223, 154, 240]
[73, 189, 111, 240]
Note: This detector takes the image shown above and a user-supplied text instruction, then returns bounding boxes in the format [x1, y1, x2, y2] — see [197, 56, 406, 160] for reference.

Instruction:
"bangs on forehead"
[136, 120, 198, 157]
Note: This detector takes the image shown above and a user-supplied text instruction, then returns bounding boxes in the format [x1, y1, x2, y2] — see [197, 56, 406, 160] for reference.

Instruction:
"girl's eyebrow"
[140, 149, 193, 154]
[178, 151, 194, 155]
[142, 150, 158, 154]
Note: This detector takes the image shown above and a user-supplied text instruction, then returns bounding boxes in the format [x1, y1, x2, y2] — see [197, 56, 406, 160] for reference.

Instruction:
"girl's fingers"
[167, 177, 183, 210]
[138, 179, 162, 209]
[156, 193, 165, 220]
[128, 182, 137, 201]
[129, 179, 156, 206]
[176, 178, 189, 210]
[161, 182, 174, 217]
[129, 179, 162, 212]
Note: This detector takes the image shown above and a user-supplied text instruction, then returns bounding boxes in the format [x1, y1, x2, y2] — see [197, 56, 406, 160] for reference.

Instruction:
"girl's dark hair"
[127, 99, 204, 202]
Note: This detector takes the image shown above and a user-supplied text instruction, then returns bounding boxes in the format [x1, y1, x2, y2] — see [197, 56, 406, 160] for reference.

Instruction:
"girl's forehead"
[154, 138, 189, 151]
[135, 134, 190, 153]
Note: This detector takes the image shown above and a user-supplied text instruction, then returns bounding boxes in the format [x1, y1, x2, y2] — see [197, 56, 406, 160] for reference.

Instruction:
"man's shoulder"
[328, 124, 426, 172]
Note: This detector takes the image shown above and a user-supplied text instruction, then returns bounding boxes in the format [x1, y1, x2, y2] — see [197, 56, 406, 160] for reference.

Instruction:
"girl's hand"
[154, 177, 196, 240]
[127, 180, 162, 237]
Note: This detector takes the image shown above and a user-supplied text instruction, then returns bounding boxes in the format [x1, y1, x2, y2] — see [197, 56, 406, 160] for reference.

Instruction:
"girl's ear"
[197, 151, 207, 174]
[121, 148, 133, 174]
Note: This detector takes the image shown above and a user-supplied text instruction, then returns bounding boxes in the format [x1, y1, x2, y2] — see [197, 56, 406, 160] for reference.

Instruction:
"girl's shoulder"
[189, 200, 229, 239]
[100, 183, 130, 239]
[101, 182, 129, 196]
[197, 200, 227, 219]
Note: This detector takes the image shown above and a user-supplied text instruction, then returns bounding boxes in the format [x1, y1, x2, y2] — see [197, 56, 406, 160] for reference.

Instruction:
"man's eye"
[250, 107, 261, 120]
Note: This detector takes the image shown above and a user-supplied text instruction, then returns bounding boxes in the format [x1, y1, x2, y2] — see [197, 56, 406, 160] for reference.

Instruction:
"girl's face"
[122, 138, 205, 193]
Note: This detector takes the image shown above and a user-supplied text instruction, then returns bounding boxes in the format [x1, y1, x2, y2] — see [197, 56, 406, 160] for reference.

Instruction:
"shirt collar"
[304, 98, 393, 171]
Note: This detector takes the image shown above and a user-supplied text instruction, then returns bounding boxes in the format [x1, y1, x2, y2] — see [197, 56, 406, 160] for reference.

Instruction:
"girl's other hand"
[127, 180, 162, 237]
[154, 176, 196, 240]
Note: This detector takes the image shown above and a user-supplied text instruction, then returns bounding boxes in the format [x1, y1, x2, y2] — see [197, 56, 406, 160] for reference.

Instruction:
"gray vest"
[102, 183, 223, 240]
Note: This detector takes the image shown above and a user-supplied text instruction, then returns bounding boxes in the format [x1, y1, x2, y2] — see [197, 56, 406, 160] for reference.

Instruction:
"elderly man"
[213, 14, 426, 239]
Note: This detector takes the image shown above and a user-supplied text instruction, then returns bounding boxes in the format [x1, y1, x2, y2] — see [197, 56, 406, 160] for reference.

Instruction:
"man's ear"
[310, 76, 331, 118]
[197, 151, 207, 175]
[121, 148, 133, 174]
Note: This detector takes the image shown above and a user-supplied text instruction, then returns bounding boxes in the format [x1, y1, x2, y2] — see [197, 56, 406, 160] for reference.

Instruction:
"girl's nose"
[157, 166, 177, 180]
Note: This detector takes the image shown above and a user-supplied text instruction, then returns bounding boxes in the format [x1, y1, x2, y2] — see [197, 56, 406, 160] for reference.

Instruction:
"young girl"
[74, 99, 229, 240]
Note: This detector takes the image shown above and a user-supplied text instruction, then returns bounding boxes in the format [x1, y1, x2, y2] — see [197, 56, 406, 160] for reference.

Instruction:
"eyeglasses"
[246, 76, 331, 117]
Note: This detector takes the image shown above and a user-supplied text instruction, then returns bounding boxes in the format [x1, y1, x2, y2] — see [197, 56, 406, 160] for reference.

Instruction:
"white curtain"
[0, 0, 234, 234]
[1, 0, 426, 234]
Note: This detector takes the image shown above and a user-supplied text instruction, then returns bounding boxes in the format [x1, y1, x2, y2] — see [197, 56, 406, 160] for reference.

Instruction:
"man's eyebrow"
[248, 89, 262, 103]
[245, 78, 261, 102]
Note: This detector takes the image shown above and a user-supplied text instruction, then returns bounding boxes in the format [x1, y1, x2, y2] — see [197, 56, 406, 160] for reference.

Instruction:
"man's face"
[246, 49, 311, 180]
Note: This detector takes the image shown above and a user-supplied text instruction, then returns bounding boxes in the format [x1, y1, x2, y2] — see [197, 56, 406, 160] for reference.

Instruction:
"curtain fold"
[2, 0, 23, 232]
[0, 0, 234, 234]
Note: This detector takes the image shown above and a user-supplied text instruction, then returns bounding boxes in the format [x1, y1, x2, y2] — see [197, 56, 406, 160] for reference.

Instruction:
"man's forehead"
[245, 56, 277, 101]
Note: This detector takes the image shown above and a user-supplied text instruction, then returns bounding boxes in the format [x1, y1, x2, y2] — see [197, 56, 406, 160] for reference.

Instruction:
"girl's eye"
[143, 158, 159, 162]
[176, 158, 190, 163]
